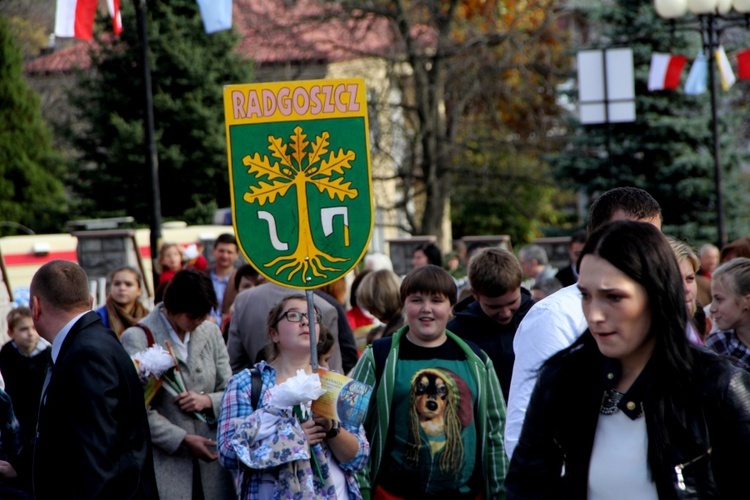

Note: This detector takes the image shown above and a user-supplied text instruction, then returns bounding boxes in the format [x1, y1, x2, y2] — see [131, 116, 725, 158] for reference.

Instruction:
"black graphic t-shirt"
[378, 336, 478, 498]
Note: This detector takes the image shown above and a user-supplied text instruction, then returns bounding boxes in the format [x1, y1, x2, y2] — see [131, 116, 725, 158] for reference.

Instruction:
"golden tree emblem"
[242, 125, 358, 283]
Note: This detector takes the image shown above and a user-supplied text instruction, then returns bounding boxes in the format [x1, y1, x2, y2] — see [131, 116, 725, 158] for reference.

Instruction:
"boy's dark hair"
[317, 328, 334, 359]
[468, 248, 522, 297]
[414, 243, 442, 267]
[400, 265, 457, 306]
[213, 233, 237, 249]
[6, 307, 32, 331]
[586, 187, 662, 235]
[163, 269, 218, 316]
[570, 230, 588, 245]
[234, 263, 260, 289]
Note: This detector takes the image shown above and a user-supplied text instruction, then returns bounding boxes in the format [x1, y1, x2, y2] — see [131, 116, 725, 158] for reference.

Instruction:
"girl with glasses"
[217, 294, 369, 499]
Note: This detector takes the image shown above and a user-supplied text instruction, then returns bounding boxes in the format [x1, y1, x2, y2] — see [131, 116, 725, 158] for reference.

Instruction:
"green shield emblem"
[224, 79, 373, 289]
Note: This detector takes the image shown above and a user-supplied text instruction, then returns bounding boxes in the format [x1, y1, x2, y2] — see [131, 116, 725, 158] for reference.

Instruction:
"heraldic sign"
[224, 78, 373, 289]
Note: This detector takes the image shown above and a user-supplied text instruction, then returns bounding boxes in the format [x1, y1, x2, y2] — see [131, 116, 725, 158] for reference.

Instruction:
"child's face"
[9, 317, 40, 356]
[161, 246, 183, 271]
[710, 276, 749, 332]
[319, 346, 334, 369]
[404, 292, 451, 347]
[110, 270, 142, 307]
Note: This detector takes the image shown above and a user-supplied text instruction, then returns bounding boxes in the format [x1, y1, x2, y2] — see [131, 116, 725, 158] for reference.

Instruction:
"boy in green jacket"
[351, 265, 508, 499]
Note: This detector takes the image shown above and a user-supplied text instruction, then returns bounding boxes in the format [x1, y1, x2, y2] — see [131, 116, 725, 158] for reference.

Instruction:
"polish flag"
[738, 49, 750, 81]
[55, 0, 99, 40]
[107, 0, 123, 36]
[648, 53, 688, 91]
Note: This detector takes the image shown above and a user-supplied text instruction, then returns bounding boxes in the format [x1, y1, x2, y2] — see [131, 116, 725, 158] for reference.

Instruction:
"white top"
[588, 411, 658, 500]
[159, 311, 191, 362]
[505, 284, 588, 457]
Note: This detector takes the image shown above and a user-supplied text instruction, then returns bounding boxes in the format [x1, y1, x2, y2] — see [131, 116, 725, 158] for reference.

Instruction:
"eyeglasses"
[274, 310, 321, 326]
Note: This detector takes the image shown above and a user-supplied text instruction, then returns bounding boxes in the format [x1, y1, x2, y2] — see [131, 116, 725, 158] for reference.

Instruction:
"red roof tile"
[23, 42, 93, 75]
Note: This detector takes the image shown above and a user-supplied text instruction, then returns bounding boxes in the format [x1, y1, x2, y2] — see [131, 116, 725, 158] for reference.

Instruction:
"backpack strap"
[372, 336, 393, 382]
[135, 323, 155, 347]
[249, 367, 262, 410]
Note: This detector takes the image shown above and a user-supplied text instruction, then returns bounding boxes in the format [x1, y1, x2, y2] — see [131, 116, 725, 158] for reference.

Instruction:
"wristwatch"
[325, 421, 341, 439]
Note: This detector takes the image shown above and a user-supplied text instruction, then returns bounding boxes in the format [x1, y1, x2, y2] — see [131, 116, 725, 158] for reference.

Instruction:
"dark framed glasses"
[274, 310, 321, 326]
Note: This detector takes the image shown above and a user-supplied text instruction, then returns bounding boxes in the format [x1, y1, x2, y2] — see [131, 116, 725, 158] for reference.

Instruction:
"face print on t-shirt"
[406, 367, 474, 473]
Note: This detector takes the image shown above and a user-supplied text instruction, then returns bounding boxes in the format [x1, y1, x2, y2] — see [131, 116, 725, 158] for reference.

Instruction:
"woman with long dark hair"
[506, 220, 750, 498]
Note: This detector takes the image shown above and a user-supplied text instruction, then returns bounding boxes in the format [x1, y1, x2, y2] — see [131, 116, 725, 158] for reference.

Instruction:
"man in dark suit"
[30, 260, 158, 499]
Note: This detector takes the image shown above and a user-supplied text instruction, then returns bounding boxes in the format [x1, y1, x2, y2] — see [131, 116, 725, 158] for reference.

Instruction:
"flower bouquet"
[131, 342, 208, 423]
[132, 344, 176, 406]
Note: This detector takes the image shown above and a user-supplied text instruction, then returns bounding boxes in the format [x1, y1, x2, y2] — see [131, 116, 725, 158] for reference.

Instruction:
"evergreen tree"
[552, 0, 750, 244]
[65, 0, 252, 224]
[0, 16, 67, 235]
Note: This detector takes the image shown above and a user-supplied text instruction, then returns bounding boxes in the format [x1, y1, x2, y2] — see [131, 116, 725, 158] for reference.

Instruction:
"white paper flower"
[184, 244, 200, 259]
[267, 370, 326, 408]
[133, 345, 175, 379]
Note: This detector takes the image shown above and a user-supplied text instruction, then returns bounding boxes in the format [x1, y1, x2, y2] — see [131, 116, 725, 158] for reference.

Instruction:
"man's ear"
[30, 296, 42, 321]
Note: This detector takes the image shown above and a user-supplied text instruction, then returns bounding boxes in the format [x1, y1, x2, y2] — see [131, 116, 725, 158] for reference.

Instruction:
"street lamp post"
[654, 0, 750, 249]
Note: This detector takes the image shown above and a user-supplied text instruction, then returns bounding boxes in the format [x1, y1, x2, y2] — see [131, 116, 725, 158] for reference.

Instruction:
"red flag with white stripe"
[55, 0, 122, 40]
[107, 0, 123, 36]
[648, 53, 687, 91]
[55, 0, 98, 40]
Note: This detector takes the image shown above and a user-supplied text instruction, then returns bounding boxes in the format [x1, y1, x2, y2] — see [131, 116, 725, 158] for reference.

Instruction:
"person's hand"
[0, 460, 17, 479]
[183, 434, 218, 461]
[174, 390, 211, 413]
[301, 417, 326, 445]
[312, 412, 333, 433]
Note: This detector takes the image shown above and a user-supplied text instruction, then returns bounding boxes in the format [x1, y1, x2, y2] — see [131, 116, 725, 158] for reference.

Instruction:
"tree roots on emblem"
[264, 247, 348, 283]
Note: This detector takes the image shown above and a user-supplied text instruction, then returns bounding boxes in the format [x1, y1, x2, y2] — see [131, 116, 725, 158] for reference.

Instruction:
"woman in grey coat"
[121, 270, 234, 500]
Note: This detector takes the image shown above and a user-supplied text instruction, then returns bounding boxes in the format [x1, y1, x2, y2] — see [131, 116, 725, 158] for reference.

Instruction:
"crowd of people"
[0, 187, 749, 498]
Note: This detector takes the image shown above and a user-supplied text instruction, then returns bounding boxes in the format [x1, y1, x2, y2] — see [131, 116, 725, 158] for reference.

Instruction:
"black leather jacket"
[506, 344, 750, 499]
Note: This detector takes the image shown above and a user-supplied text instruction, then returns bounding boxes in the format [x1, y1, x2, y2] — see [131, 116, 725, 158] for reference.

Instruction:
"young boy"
[351, 265, 507, 499]
[0, 307, 52, 492]
[447, 247, 535, 401]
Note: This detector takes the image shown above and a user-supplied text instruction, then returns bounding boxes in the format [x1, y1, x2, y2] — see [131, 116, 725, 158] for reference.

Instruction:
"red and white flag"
[55, 0, 122, 40]
[55, 0, 98, 40]
[648, 53, 688, 91]
[107, 0, 123, 36]
[738, 49, 750, 81]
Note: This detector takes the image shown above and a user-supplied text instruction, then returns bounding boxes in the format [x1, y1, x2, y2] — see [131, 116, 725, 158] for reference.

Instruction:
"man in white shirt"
[505, 187, 662, 458]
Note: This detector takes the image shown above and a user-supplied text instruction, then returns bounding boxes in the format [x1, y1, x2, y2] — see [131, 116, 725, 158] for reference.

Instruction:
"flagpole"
[654, 2, 750, 249]
[705, 15, 726, 249]
[134, 0, 163, 289]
